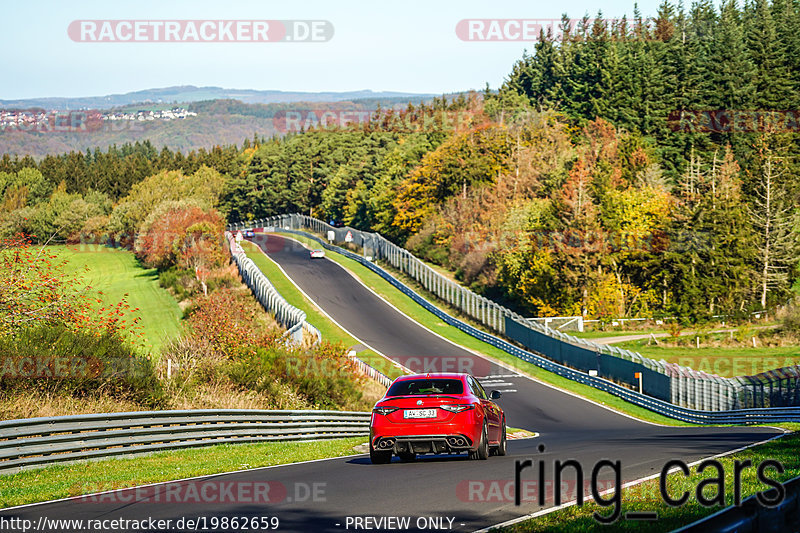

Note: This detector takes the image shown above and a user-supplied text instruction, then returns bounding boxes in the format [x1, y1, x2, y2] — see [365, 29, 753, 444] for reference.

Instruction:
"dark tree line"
[0, 140, 244, 200]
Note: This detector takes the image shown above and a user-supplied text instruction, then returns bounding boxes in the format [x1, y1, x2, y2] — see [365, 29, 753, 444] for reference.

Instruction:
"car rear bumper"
[373, 433, 474, 454]
[370, 418, 482, 454]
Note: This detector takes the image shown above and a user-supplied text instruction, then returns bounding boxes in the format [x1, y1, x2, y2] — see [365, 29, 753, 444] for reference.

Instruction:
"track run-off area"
[0, 233, 783, 532]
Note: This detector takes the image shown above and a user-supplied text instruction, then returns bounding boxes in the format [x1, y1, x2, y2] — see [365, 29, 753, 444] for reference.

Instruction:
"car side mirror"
[490, 390, 501, 400]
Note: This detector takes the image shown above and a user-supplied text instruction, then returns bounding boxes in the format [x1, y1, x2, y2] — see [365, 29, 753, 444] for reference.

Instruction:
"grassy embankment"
[0, 245, 183, 419]
[55, 245, 183, 356]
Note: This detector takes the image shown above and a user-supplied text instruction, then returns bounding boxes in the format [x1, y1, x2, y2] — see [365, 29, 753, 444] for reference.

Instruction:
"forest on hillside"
[0, 99, 399, 158]
[1, 0, 798, 323]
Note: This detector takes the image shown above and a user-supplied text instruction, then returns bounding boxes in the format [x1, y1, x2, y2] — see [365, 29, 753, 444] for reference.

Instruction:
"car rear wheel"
[493, 422, 507, 456]
[470, 423, 489, 460]
[369, 442, 392, 464]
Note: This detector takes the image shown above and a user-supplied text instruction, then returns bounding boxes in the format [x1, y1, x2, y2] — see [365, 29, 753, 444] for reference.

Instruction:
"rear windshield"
[386, 379, 464, 397]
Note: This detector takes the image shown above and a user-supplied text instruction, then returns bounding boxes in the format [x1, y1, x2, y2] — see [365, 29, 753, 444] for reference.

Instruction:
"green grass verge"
[239, 241, 405, 380]
[616, 341, 800, 378]
[499, 432, 798, 532]
[272, 233, 694, 427]
[53, 245, 183, 356]
[0, 437, 364, 509]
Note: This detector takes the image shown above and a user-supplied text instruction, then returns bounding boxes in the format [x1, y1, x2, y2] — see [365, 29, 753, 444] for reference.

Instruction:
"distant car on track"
[245, 230, 255, 238]
[369, 373, 506, 464]
[310, 249, 325, 259]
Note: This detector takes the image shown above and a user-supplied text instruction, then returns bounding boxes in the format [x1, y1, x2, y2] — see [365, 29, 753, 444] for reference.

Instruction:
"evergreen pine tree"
[745, 0, 795, 109]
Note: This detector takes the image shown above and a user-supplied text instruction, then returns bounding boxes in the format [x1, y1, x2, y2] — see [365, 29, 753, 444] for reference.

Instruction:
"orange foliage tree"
[135, 205, 226, 273]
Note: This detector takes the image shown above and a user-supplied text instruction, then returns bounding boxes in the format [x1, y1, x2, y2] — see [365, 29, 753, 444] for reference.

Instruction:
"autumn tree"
[108, 166, 225, 239]
[554, 157, 603, 317]
[135, 202, 226, 273]
[392, 125, 511, 237]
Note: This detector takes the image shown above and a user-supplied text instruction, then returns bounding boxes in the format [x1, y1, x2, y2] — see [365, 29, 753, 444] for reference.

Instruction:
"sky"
[2, 0, 671, 100]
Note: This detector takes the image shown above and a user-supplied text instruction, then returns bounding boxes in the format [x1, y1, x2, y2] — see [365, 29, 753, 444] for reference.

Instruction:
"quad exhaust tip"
[378, 436, 466, 449]
[447, 436, 467, 447]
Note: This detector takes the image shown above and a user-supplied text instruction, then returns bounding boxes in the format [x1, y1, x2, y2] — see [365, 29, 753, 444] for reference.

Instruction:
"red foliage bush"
[0, 234, 142, 339]
[136, 206, 226, 272]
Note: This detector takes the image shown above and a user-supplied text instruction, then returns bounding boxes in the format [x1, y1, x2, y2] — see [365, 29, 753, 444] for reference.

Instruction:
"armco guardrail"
[0, 409, 370, 474]
[227, 231, 320, 346]
[674, 474, 800, 532]
[230, 215, 800, 423]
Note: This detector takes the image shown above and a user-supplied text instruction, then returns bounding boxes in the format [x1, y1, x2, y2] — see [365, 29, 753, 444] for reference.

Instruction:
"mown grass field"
[572, 328, 668, 339]
[52, 245, 183, 356]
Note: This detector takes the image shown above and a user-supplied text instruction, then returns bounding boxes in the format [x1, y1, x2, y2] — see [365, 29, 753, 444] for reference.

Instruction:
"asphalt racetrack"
[0, 233, 782, 533]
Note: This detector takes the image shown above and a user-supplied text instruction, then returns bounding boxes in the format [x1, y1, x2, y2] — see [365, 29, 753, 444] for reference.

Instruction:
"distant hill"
[0, 97, 439, 158]
[0, 113, 275, 158]
[0, 86, 437, 111]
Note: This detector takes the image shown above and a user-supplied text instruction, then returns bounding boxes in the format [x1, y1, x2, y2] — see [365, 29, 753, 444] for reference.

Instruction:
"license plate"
[403, 409, 437, 419]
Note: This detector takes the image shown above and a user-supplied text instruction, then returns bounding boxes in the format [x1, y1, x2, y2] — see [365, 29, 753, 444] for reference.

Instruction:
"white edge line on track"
[474, 430, 789, 533]
[1, 448, 367, 513]
[272, 233, 668, 427]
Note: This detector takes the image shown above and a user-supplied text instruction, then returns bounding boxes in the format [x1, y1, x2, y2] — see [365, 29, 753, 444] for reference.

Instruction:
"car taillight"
[439, 404, 474, 413]
[373, 406, 399, 415]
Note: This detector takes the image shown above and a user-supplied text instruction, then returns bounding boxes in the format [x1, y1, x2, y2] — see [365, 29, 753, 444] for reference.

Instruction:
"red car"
[369, 373, 506, 464]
